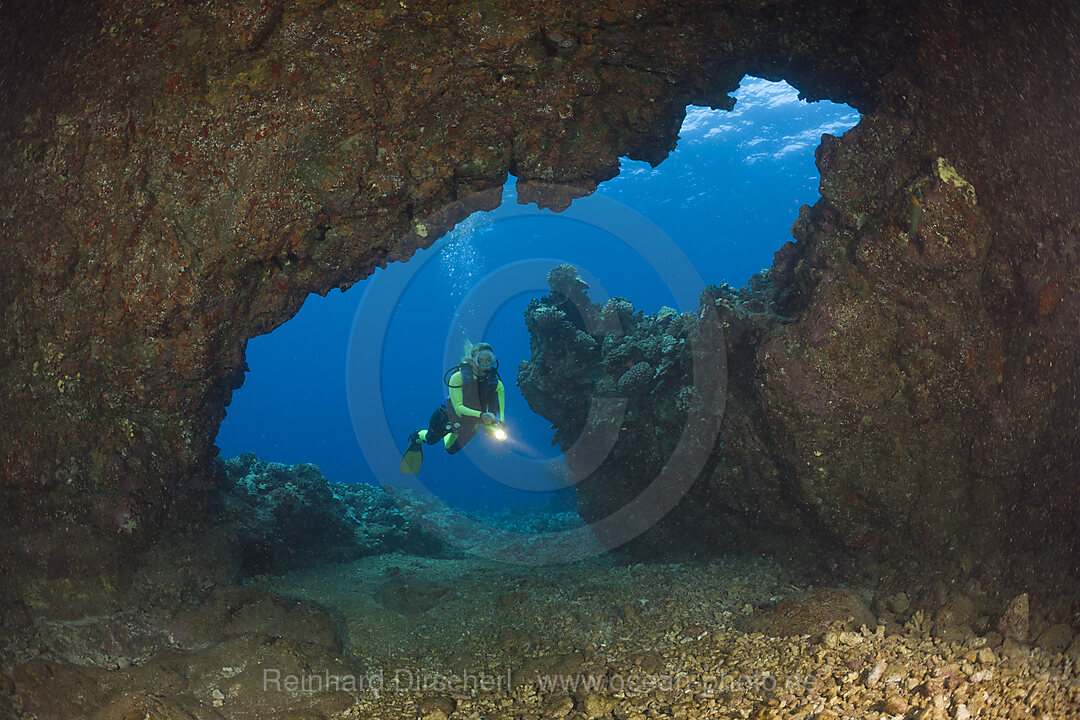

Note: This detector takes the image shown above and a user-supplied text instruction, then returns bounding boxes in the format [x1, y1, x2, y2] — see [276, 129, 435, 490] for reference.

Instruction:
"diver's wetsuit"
[421, 364, 504, 454]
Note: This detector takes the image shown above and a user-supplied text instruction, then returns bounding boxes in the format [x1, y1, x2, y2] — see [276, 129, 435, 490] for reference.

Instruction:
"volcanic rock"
[2, 0, 1079, 613]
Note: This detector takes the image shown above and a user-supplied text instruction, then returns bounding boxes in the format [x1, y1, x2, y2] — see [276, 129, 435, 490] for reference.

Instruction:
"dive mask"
[473, 349, 497, 370]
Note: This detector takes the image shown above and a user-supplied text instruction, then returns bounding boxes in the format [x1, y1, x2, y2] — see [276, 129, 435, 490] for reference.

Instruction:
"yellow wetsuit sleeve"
[448, 372, 482, 419]
[497, 380, 505, 422]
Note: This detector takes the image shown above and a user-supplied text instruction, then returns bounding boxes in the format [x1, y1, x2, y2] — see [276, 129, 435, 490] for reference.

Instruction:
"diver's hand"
[480, 412, 497, 425]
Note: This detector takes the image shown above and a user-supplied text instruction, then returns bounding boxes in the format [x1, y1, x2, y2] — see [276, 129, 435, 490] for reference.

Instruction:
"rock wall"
[521, 94, 1080, 564]
[1, 0, 1078, 604]
[519, 265, 805, 557]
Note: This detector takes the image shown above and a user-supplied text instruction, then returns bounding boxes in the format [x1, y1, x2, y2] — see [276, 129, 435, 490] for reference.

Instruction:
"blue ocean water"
[216, 77, 859, 512]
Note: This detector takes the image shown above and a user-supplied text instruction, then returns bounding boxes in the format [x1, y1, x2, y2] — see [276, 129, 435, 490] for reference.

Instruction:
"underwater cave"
[215, 76, 861, 513]
[2, 0, 1079, 718]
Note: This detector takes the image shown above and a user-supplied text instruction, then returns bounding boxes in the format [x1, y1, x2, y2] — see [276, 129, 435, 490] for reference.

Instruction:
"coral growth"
[219, 454, 448, 573]
[519, 264, 796, 556]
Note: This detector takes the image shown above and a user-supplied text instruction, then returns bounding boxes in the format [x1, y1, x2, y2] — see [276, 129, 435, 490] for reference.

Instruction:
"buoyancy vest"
[443, 364, 501, 415]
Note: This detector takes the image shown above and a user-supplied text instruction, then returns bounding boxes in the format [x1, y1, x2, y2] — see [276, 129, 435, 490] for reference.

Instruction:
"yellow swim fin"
[400, 437, 423, 474]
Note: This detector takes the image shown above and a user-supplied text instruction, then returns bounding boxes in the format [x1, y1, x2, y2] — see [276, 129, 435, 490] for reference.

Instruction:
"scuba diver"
[400, 342, 507, 474]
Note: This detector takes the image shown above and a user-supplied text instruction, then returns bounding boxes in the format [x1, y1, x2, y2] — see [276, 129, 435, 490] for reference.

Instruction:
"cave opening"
[9, 1, 1080, 714]
[215, 75, 860, 516]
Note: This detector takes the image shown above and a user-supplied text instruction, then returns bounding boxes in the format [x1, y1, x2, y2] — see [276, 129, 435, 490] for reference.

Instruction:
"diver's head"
[465, 342, 498, 375]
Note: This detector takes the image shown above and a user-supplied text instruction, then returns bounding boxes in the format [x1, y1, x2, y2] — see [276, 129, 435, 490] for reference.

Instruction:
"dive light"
[484, 416, 508, 441]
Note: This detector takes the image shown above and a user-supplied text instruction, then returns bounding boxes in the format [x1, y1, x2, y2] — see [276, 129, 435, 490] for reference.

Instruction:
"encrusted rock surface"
[1, 0, 1079, 611]
[3, 453, 461, 619]
[5, 582, 359, 720]
[518, 17, 1080, 565]
[742, 589, 877, 642]
[519, 265, 803, 557]
[219, 453, 449, 573]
